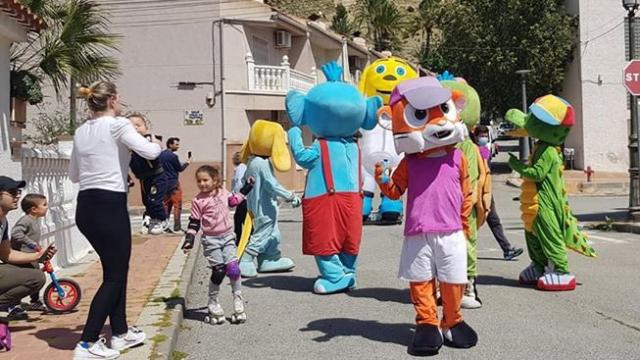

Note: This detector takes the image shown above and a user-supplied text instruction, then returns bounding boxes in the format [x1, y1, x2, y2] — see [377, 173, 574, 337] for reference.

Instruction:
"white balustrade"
[21, 141, 91, 268]
[290, 69, 317, 93]
[246, 53, 318, 93]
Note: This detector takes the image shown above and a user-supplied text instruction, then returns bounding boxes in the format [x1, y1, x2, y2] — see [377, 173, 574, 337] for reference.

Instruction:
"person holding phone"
[160, 137, 191, 233]
[0, 177, 57, 321]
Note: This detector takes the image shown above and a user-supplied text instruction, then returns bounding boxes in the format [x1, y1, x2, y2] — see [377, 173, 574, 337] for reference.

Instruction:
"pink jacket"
[188, 188, 244, 237]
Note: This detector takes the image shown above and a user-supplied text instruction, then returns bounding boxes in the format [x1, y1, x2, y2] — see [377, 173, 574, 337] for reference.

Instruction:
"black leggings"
[76, 189, 131, 342]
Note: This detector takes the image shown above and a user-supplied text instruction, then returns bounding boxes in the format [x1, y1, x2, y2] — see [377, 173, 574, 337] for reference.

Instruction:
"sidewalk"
[4, 232, 182, 360]
[504, 170, 629, 196]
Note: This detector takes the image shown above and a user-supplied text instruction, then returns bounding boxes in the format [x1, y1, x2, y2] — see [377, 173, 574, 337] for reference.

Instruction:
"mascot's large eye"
[395, 66, 407, 77]
[441, 100, 457, 121]
[375, 65, 386, 74]
[403, 104, 430, 128]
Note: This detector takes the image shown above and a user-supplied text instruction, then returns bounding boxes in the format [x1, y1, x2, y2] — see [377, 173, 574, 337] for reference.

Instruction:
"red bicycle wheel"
[44, 279, 82, 314]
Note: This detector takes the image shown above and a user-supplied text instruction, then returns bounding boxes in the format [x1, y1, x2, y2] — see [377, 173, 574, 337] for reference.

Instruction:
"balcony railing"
[246, 53, 317, 94]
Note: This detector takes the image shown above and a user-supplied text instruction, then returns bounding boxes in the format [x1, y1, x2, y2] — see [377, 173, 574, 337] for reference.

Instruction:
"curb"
[121, 239, 200, 360]
[581, 221, 640, 234]
[505, 177, 629, 197]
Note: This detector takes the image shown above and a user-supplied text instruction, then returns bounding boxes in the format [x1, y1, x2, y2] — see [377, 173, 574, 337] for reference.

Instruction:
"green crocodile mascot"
[506, 95, 596, 291]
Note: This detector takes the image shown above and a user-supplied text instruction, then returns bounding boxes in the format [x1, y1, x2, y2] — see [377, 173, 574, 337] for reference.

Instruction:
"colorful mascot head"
[504, 95, 575, 146]
[358, 56, 418, 174]
[439, 76, 481, 133]
[380, 76, 467, 155]
[358, 56, 419, 105]
[239, 119, 291, 172]
[286, 61, 382, 137]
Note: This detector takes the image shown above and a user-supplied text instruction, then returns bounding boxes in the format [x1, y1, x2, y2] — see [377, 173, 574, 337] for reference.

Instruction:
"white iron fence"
[21, 141, 91, 268]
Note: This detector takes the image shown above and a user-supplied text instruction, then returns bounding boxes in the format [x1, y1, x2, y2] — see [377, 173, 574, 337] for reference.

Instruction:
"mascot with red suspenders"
[286, 61, 381, 294]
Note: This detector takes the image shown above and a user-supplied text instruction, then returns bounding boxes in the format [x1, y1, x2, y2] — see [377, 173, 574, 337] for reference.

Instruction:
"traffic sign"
[624, 60, 640, 96]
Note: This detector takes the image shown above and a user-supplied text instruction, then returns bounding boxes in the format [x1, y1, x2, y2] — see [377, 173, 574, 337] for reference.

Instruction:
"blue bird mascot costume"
[286, 61, 382, 294]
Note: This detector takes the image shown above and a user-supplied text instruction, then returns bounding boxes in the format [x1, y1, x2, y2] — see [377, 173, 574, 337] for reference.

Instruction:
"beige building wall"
[0, 13, 30, 224]
[563, 0, 629, 172]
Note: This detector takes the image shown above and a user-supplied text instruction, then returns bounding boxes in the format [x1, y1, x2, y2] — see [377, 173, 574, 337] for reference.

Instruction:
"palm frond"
[13, 0, 121, 98]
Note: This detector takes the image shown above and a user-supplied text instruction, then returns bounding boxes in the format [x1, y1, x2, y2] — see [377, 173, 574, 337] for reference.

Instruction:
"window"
[252, 35, 269, 64]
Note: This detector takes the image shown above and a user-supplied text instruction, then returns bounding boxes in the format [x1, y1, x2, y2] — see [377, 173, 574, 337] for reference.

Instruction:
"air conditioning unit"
[275, 30, 292, 49]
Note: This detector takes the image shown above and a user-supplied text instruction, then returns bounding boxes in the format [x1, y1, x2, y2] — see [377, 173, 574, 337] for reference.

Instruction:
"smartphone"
[188, 151, 192, 158]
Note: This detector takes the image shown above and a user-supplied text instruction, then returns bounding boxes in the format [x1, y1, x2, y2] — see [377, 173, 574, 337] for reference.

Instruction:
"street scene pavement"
[174, 157, 640, 359]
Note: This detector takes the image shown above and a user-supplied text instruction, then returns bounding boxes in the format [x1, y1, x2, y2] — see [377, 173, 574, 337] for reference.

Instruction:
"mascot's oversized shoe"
[443, 321, 478, 349]
[537, 268, 576, 291]
[313, 273, 355, 294]
[408, 324, 443, 356]
[379, 196, 403, 223]
[519, 263, 543, 285]
[257, 254, 295, 273]
[240, 254, 258, 278]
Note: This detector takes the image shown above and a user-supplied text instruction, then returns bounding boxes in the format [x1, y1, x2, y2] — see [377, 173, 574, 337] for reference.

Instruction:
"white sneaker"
[461, 278, 482, 309]
[140, 216, 150, 234]
[148, 220, 164, 235]
[111, 326, 146, 351]
[73, 338, 119, 359]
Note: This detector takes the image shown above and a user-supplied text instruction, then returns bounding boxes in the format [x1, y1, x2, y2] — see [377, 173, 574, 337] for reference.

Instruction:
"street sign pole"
[516, 69, 531, 162]
[628, 10, 640, 216]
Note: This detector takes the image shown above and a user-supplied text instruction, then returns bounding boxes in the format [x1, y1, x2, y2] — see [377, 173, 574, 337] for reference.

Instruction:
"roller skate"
[204, 300, 225, 325]
[229, 291, 246, 324]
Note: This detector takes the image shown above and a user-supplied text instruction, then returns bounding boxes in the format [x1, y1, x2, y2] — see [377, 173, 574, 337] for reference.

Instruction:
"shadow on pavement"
[300, 318, 412, 346]
[490, 161, 512, 175]
[477, 275, 528, 288]
[574, 210, 628, 222]
[477, 256, 517, 262]
[6, 325, 36, 332]
[347, 287, 411, 304]
[242, 275, 314, 293]
[184, 306, 208, 322]
[34, 324, 84, 350]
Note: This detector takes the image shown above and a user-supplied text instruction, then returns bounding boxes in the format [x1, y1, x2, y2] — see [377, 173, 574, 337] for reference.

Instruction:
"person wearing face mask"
[473, 125, 524, 260]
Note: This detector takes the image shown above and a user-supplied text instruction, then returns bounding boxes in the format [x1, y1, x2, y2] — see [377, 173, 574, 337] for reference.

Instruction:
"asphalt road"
[175, 170, 640, 359]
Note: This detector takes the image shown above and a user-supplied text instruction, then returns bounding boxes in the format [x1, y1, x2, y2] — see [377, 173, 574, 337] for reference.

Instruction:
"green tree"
[419, 0, 577, 118]
[12, 0, 120, 98]
[353, 0, 405, 52]
[12, 0, 120, 130]
[331, 3, 354, 37]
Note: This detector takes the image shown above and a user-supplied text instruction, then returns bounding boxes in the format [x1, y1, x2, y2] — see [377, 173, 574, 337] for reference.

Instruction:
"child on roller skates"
[181, 165, 254, 324]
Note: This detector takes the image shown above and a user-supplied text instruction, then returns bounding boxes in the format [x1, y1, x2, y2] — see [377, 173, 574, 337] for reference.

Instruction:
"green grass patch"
[152, 310, 173, 328]
[170, 288, 181, 298]
[171, 350, 189, 360]
[150, 334, 167, 344]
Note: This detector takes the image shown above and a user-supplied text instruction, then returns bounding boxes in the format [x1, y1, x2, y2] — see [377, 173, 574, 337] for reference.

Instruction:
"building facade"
[0, 0, 44, 223]
[563, 0, 630, 173]
[93, 0, 380, 204]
